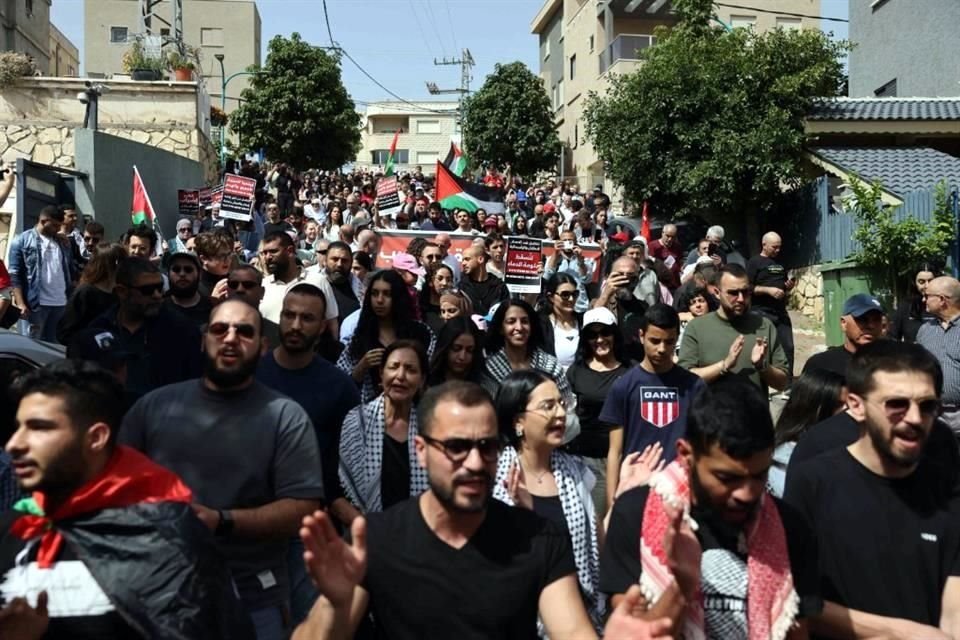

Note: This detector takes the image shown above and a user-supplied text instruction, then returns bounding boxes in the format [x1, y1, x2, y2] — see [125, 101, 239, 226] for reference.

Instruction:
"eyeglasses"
[178, 227, 191, 233]
[170, 265, 196, 274]
[524, 397, 566, 415]
[130, 282, 163, 296]
[724, 288, 752, 299]
[421, 434, 502, 463]
[554, 290, 577, 301]
[584, 328, 614, 340]
[316, 249, 328, 255]
[228, 280, 258, 290]
[870, 397, 941, 419]
[207, 321, 257, 340]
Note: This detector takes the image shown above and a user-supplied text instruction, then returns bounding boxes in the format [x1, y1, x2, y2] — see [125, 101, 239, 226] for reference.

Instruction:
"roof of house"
[808, 146, 960, 197]
[809, 97, 960, 121]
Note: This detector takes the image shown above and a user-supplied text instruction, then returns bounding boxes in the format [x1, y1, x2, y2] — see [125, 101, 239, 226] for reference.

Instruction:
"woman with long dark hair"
[337, 270, 435, 402]
[493, 370, 603, 632]
[420, 262, 455, 333]
[56, 243, 127, 344]
[324, 205, 344, 242]
[565, 308, 630, 511]
[540, 273, 582, 369]
[339, 341, 429, 515]
[427, 317, 483, 385]
[768, 368, 846, 497]
[889, 264, 941, 343]
[482, 300, 579, 441]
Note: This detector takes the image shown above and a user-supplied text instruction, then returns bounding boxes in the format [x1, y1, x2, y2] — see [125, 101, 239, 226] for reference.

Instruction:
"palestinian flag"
[131, 165, 156, 225]
[384, 129, 400, 177]
[442, 141, 467, 177]
[436, 161, 504, 214]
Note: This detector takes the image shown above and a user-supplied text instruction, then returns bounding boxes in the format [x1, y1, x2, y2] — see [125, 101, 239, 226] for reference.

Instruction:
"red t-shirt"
[0, 260, 10, 290]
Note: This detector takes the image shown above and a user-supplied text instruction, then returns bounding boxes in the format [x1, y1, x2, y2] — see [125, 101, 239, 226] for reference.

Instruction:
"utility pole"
[426, 48, 475, 146]
[138, 0, 184, 53]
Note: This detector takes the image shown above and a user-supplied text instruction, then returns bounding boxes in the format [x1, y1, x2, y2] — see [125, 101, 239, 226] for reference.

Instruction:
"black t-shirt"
[532, 495, 570, 538]
[363, 498, 575, 640]
[0, 513, 139, 639]
[746, 255, 788, 320]
[600, 486, 821, 637]
[163, 297, 213, 330]
[802, 346, 852, 379]
[565, 362, 629, 458]
[460, 273, 509, 317]
[784, 448, 960, 630]
[381, 434, 411, 510]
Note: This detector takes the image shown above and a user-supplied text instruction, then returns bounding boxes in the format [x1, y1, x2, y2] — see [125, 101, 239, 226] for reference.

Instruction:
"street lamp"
[214, 54, 262, 166]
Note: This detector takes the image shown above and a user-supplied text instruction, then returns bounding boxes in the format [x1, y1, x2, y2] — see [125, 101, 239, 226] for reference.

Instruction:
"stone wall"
[789, 264, 824, 324]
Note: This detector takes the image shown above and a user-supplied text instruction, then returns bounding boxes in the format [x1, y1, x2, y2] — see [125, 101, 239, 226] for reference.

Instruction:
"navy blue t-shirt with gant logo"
[599, 365, 706, 462]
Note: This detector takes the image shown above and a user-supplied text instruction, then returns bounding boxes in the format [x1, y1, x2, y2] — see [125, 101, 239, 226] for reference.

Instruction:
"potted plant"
[167, 47, 198, 81]
[0, 52, 36, 89]
[121, 39, 165, 81]
[210, 105, 228, 127]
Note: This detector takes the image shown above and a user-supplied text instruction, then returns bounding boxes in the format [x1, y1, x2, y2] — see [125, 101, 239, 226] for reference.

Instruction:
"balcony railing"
[599, 34, 657, 74]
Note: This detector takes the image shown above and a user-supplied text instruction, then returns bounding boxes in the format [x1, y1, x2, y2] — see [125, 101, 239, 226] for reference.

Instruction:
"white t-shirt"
[552, 320, 580, 369]
[259, 268, 339, 324]
[37, 235, 67, 306]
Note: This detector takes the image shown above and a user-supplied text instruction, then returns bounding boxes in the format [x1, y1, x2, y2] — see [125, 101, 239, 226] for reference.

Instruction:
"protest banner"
[218, 175, 255, 222]
[177, 189, 200, 219]
[199, 186, 213, 211]
[504, 237, 543, 294]
[376, 176, 402, 217]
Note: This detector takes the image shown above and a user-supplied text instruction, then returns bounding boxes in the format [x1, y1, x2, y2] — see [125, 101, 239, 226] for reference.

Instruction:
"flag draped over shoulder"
[442, 141, 467, 177]
[435, 161, 504, 214]
[131, 165, 156, 226]
[384, 129, 400, 177]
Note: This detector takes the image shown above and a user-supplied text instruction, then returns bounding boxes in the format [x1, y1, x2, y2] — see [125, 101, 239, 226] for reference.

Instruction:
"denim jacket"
[8, 228, 74, 311]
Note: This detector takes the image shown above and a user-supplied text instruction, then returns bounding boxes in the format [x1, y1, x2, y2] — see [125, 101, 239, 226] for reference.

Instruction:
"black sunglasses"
[170, 265, 196, 274]
[207, 321, 257, 340]
[878, 397, 941, 418]
[584, 327, 614, 340]
[131, 282, 163, 296]
[421, 434, 502, 463]
[228, 280, 258, 290]
[554, 290, 577, 301]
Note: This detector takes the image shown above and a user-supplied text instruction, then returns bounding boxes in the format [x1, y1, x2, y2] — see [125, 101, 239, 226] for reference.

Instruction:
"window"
[160, 28, 170, 37]
[776, 17, 802, 31]
[416, 151, 437, 164]
[200, 28, 224, 47]
[552, 80, 564, 111]
[110, 26, 128, 43]
[416, 120, 441, 134]
[573, 123, 579, 149]
[544, 36, 551, 61]
[25, 0, 33, 17]
[589, 35, 594, 53]
[67, 65, 75, 76]
[730, 15, 756, 30]
[569, 54, 576, 80]
[371, 149, 409, 165]
[874, 78, 897, 97]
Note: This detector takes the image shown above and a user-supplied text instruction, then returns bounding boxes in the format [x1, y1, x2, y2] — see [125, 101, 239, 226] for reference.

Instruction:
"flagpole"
[134, 165, 164, 257]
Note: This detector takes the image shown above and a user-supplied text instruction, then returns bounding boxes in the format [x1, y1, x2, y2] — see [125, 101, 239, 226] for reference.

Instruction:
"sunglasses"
[584, 327, 614, 340]
[421, 434, 502, 463]
[554, 290, 577, 301]
[724, 288, 752, 299]
[227, 280, 258, 290]
[207, 321, 257, 340]
[170, 265, 196, 274]
[316, 249, 328, 255]
[130, 282, 163, 296]
[872, 397, 941, 418]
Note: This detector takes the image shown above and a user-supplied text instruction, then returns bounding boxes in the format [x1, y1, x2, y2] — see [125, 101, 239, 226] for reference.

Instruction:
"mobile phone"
[563, 240, 574, 251]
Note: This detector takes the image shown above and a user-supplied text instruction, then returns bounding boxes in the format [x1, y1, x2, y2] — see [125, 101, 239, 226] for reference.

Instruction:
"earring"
[515, 428, 523, 438]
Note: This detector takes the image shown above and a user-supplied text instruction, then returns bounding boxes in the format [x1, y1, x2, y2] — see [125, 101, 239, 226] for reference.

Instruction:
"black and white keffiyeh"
[482, 348, 581, 443]
[494, 447, 604, 633]
[336, 325, 437, 403]
[338, 394, 429, 513]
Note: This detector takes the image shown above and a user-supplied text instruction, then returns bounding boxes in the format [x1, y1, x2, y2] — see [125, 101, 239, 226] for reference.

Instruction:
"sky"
[50, 0, 849, 105]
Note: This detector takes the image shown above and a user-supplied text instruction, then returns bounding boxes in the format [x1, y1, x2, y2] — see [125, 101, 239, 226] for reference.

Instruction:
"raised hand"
[751, 337, 768, 368]
[615, 443, 666, 499]
[663, 504, 701, 601]
[724, 335, 745, 371]
[504, 461, 533, 510]
[602, 585, 673, 640]
[301, 511, 367, 609]
[0, 591, 49, 640]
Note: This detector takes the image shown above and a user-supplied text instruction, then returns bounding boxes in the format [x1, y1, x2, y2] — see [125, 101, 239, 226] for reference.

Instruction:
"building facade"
[532, 0, 821, 194]
[355, 101, 459, 173]
[849, 0, 960, 98]
[1, 0, 51, 71]
[84, 0, 261, 113]
[48, 23, 79, 76]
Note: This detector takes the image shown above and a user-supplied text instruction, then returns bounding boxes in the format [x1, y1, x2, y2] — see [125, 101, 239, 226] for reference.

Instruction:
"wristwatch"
[215, 509, 235, 538]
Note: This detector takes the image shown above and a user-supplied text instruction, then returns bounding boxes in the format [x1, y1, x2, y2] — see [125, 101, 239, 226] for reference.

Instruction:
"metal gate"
[14, 159, 86, 234]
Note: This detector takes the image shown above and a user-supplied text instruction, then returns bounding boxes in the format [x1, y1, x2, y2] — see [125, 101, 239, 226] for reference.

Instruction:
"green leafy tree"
[583, 0, 849, 230]
[462, 61, 560, 179]
[230, 34, 360, 169]
[847, 178, 956, 302]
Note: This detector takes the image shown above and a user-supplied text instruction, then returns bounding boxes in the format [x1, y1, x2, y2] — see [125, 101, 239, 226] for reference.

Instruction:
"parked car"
[0, 329, 65, 441]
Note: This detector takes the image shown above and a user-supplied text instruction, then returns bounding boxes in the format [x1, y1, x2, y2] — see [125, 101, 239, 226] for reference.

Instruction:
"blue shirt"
[599, 365, 706, 462]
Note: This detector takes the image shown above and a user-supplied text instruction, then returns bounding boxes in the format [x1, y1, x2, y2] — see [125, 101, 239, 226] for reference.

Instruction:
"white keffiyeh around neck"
[338, 394, 428, 513]
[494, 447, 603, 633]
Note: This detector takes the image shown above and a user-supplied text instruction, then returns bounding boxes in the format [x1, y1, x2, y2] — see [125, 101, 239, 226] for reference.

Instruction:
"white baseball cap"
[582, 307, 617, 327]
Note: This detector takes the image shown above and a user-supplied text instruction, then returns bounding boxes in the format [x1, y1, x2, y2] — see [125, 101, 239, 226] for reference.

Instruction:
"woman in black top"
[565, 307, 629, 514]
[419, 263, 455, 334]
[427, 317, 484, 386]
[889, 265, 940, 343]
[56, 243, 127, 345]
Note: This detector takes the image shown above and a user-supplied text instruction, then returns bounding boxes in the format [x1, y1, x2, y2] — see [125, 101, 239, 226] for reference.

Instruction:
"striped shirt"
[917, 316, 960, 406]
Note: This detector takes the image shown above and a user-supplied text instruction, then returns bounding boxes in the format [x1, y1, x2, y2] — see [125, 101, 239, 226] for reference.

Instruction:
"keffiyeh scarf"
[639, 460, 799, 640]
[494, 447, 604, 633]
[338, 394, 429, 513]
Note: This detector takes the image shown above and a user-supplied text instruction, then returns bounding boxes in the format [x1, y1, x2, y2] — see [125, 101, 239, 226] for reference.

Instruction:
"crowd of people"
[0, 159, 959, 640]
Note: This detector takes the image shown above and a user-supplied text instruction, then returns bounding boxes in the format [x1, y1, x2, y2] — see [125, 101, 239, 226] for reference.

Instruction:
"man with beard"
[121, 299, 324, 640]
[89, 257, 201, 398]
[291, 381, 676, 640]
[803, 293, 886, 379]
[459, 244, 509, 317]
[678, 264, 788, 392]
[420, 202, 451, 232]
[259, 231, 339, 342]
[592, 256, 650, 360]
[163, 252, 212, 329]
[319, 241, 360, 327]
[0, 360, 254, 640]
[256, 284, 360, 625]
[601, 377, 819, 639]
[785, 341, 960, 639]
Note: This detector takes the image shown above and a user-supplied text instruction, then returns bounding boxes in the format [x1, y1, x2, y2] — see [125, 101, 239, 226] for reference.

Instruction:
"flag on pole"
[442, 141, 468, 177]
[436, 161, 504, 214]
[131, 165, 156, 226]
[384, 129, 400, 177]
[641, 201, 651, 242]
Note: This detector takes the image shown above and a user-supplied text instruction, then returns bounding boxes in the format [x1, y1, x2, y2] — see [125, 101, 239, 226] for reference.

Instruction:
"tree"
[461, 61, 560, 179]
[230, 33, 360, 169]
[583, 0, 849, 231]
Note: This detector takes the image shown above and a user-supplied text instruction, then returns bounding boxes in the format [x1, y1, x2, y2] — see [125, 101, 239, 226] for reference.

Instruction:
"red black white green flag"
[435, 161, 504, 214]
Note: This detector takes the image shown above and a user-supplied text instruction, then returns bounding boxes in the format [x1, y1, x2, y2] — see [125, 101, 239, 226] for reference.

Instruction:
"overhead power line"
[321, 0, 335, 46]
[713, 2, 849, 23]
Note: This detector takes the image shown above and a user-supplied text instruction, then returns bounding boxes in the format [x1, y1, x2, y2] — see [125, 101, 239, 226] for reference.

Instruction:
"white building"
[355, 101, 459, 174]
